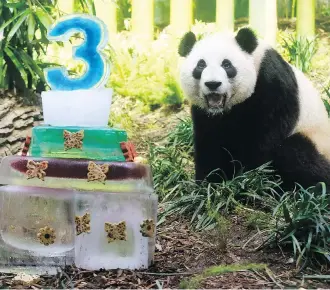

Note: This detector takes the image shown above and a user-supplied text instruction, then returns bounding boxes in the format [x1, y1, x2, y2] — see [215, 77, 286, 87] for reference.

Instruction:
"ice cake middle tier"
[0, 156, 153, 193]
[29, 126, 127, 161]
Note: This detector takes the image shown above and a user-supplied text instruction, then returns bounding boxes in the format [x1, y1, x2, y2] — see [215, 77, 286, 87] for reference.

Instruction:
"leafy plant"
[106, 30, 184, 108]
[167, 117, 194, 151]
[323, 85, 330, 117]
[180, 263, 267, 289]
[281, 33, 318, 73]
[161, 163, 281, 231]
[0, 0, 56, 100]
[263, 182, 330, 269]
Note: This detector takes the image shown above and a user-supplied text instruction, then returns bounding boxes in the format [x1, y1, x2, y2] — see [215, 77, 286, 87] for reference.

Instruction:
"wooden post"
[249, 0, 277, 47]
[131, 0, 154, 41]
[296, 0, 315, 38]
[216, 0, 234, 32]
[94, 0, 117, 36]
[57, 0, 74, 14]
[170, 0, 193, 35]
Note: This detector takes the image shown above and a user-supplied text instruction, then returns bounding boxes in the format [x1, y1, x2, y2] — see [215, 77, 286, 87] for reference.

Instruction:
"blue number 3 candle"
[45, 14, 110, 91]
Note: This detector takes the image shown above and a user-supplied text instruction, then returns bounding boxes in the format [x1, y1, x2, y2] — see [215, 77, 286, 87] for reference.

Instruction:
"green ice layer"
[30, 126, 127, 161]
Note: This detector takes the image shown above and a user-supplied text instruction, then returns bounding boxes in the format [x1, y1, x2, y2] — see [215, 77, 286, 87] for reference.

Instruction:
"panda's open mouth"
[204, 93, 227, 109]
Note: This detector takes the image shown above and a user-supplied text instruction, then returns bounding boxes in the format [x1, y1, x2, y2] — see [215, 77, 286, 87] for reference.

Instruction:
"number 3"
[45, 14, 110, 91]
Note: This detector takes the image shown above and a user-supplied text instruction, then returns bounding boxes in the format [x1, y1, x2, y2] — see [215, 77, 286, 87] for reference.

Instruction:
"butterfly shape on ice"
[75, 213, 91, 236]
[87, 161, 109, 183]
[26, 160, 48, 181]
[140, 219, 155, 238]
[104, 221, 127, 243]
[63, 130, 84, 150]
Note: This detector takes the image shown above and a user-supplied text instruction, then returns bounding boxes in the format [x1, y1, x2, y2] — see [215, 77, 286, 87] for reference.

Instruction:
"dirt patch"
[1, 216, 329, 289]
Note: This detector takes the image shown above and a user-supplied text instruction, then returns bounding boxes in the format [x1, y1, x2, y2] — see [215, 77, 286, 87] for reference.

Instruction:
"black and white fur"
[179, 27, 330, 190]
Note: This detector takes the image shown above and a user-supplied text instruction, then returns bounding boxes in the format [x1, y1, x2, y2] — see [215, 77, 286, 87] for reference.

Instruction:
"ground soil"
[1, 215, 329, 289]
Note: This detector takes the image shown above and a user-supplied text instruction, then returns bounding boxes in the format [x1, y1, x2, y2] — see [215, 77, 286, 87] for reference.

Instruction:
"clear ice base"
[0, 185, 75, 273]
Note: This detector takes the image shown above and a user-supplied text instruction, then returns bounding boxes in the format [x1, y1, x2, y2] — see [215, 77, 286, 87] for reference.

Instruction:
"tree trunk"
[170, 0, 193, 35]
[94, 0, 117, 36]
[216, 0, 234, 32]
[296, 0, 315, 38]
[131, 0, 154, 41]
[0, 91, 42, 157]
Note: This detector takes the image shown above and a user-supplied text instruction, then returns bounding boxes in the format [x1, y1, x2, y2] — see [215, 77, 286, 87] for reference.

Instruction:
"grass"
[151, 117, 330, 270]
[262, 182, 330, 270]
[281, 33, 318, 73]
[323, 85, 330, 117]
[179, 263, 267, 289]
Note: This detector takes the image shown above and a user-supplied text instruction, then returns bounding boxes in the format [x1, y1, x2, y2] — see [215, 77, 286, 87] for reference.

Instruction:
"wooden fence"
[57, 0, 316, 46]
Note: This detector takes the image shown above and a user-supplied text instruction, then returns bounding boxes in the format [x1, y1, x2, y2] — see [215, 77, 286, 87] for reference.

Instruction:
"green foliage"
[264, 182, 330, 269]
[323, 85, 330, 117]
[0, 0, 55, 99]
[281, 33, 318, 73]
[167, 117, 193, 150]
[180, 263, 267, 289]
[148, 117, 194, 201]
[107, 31, 184, 108]
[152, 118, 330, 269]
[161, 164, 281, 231]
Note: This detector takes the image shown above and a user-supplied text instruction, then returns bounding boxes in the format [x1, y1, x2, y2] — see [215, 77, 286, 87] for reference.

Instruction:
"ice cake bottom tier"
[0, 185, 158, 271]
[0, 186, 75, 271]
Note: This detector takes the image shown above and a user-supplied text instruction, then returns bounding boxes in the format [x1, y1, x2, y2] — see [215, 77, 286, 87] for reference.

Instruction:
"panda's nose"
[205, 81, 222, 90]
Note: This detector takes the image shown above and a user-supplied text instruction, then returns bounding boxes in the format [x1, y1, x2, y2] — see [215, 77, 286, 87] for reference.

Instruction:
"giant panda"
[178, 27, 330, 190]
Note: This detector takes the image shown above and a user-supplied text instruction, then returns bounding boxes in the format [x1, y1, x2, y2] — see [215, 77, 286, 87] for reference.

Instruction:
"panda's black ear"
[235, 27, 258, 54]
[178, 31, 197, 57]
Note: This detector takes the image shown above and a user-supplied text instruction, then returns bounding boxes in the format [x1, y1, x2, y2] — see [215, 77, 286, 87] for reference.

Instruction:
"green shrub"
[281, 33, 318, 73]
[106, 31, 184, 108]
[153, 118, 330, 269]
[161, 163, 281, 231]
[323, 85, 330, 117]
[263, 182, 330, 269]
[148, 117, 194, 201]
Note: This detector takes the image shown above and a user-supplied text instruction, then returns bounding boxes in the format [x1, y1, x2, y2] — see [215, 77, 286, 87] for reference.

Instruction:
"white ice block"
[0, 185, 75, 273]
[75, 191, 158, 270]
[41, 88, 112, 127]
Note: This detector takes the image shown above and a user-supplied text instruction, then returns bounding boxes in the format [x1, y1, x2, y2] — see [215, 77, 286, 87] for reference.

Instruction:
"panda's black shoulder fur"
[192, 46, 330, 190]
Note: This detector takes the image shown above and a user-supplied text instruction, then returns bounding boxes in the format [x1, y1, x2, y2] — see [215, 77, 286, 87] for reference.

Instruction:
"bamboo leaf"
[0, 9, 27, 33]
[16, 48, 45, 82]
[7, 9, 30, 42]
[27, 14, 36, 42]
[4, 45, 27, 80]
[35, 7, 53, 30]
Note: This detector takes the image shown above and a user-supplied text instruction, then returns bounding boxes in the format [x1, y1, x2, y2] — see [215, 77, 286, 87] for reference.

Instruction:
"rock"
[0, 92, 42, 157]
[12, 273, 40, 286]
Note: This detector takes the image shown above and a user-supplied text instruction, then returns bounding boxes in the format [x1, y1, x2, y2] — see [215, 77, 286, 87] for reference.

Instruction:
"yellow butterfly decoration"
[75, 213, 91, 236]
[87, 161, 109, 184]
[26, 160, 48, 181]
[63, 130, 84, 150]
[104, 221, 127, 243]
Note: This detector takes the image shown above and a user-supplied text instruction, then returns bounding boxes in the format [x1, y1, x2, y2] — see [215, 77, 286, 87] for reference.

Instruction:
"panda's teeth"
[205, 93, 226, 109]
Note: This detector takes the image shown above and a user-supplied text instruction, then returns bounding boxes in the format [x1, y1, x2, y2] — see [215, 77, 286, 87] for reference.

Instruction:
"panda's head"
[179, 27, 259, 115]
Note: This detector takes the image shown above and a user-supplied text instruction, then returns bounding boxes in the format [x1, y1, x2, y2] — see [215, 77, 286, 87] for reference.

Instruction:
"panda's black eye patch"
[222, 59, 232, 69]
[193, 59, 207, 79]
[197, 59, 207, 69]
[222, 59, 237, 78]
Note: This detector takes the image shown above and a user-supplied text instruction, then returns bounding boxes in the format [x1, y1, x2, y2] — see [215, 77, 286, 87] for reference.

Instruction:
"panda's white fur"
[178, 27, 330, 190]
[180, 32, 257, 114]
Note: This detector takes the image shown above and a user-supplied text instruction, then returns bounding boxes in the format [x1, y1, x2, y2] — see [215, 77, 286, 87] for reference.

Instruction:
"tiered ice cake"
[0, 14, 157, 273]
